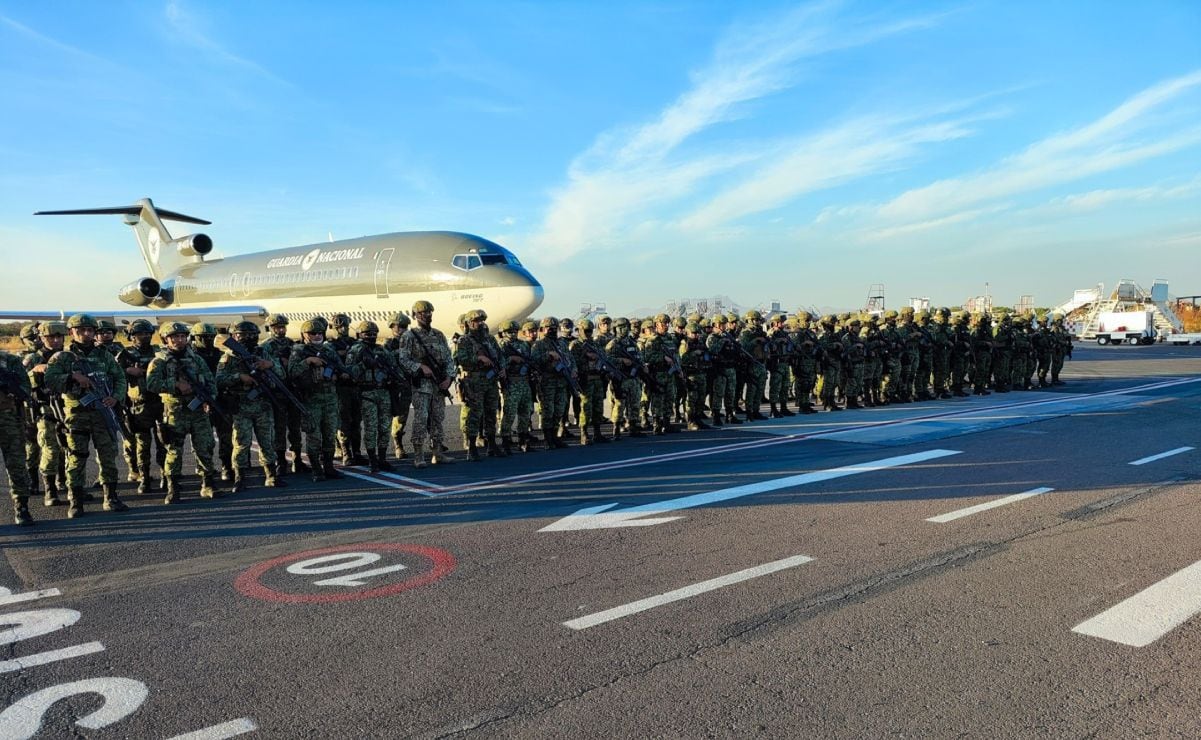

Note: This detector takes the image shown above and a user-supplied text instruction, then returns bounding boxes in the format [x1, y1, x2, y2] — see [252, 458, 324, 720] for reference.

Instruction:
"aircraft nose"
[522, 281, 545, 316]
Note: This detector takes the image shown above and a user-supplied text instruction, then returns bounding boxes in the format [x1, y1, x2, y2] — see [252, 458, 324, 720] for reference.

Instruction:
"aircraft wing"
[0, 305, 268, 329]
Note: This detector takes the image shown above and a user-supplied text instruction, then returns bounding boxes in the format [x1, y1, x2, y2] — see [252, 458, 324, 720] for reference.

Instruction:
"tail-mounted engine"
[171, 233, 213, 258]
[118, 277, 164, 307]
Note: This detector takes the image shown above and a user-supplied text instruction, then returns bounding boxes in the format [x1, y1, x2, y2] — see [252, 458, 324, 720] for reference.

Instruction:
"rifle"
[0, 365, 33, 406]
[177, 362, 228, 421]
[73, 356, 124, 441]
[410, 329, 454, 400]
[663, 339, 684, 378]
[551, 338, 581, 396]
[581, 340, 625, 383]
[501, 341, 531, 379]
[474, 336, 507, 388]
[735, 341, 767, 373]
[217, 335, 310, 422]
[608, 343, 663, 393]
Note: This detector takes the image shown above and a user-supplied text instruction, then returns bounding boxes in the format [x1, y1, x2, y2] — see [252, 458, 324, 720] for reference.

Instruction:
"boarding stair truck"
[1166, 332, 1201, 346]
[1095, 309, 1157, 345]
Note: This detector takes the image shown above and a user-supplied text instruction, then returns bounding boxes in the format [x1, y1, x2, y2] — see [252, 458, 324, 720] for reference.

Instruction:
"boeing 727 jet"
[3, 198, 544, 336]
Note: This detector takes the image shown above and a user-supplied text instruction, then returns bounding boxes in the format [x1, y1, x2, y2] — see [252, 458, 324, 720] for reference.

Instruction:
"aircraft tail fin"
[35, 198, 213, 281]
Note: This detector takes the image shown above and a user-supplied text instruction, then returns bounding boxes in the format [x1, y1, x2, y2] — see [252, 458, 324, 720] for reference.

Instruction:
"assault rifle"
[608, 343, 663, 393]
[551, 338, 581, 396]
[177, 362, 228, 421]
[410, 330, 453, 400]
[735, 341, 767, 373]
[217, 336, 310, 422]
[0, 365, 32, 406]
[580, 340, 625, 383]
[502, 341, 531, 378]
[73, 356, 125, 441]
[476, 337, 508, 388]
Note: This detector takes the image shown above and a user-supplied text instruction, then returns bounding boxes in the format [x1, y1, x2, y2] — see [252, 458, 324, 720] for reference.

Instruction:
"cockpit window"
[452, 254, 469, 271]
[467, 255, 482, 270]
[480, 254, 507, 266]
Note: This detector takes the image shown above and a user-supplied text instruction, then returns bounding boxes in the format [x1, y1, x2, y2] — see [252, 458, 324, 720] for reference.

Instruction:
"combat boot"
[465, 437, 480, 462]
[726, 413, 743, 424]
[846, 396, 862, 409]
[323, 454, 342, 479]
[101, 484, 129, 512]
[199, 474, 222, 499]
[310, 454, 326, 482]
[366, 450, 380, 473]
[780, 404, 796, 416]
[769, 403, 781, 418]
[376, 448, 394, 472]
[163, 478, 179, 505]
[502, 436, 514, 456]
[412, 448, 428, 469]
[487, 437, 506, 458]
[519, 433, 533, 452]
[664, 419, 680, 433]
[14, 500, 34, 526]
[28, 466, 40, 496]
[592, 425, 610, 443]
[264, 465, 288, 488]
[230, 469, 246, 493]
[430, 447, 454, 464]
[393, 436, 406, 460]
[42, 475, 62, 507]
[219, 466, 231, 482]
[136, 466, 150, 495]
[711, 413, 723, 427]
[579, 430, 592, 446]
[292, 455, 311, 475]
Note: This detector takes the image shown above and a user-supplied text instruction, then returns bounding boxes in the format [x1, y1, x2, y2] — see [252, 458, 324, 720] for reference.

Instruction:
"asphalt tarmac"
[2, 342, 1200, 738]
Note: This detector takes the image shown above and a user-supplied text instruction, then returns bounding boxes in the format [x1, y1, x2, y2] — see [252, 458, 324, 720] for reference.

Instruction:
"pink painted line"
[342, 376, 1200, 498]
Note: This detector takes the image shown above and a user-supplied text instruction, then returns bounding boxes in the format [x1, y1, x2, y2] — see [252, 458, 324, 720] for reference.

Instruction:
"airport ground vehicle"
[1095, 310, 1157, 345]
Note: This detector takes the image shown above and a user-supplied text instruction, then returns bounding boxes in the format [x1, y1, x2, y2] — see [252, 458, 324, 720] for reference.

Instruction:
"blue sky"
[2, 1, 1199, 315]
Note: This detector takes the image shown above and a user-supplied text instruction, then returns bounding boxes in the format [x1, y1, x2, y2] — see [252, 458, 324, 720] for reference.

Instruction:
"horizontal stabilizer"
[35, 206, 211, 225]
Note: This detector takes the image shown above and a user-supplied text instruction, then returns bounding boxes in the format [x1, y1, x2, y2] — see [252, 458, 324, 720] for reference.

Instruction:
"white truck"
[1095, 310, 1157, 345]
[1166, 332, 1201, 346]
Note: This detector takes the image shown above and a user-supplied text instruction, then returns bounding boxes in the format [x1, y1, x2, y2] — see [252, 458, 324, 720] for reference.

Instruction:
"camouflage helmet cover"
[300, 319, 325, 334]
[520, 320, 537, 332]
[412, 300, 434, 313]
[127, 319, 155, 335]
[331, 313, 351, 328]
[40, 321, 68, 337]
[231, 320, 259, 335]
[97, 319, 117, 332]
[499, 319, 520, 333]
[190, 322, 217, 337]
[883, 310, 899, 320]
[267, 313, 289, 327]
[159, 321, 190, 338]
[540, 316, 559, 329]
[578, 318, 594, 331]
[613, 317, 630, 328]
[388, 312, 411, 328]
[66, 313, 98, 329]
[353, 320, 379, 335]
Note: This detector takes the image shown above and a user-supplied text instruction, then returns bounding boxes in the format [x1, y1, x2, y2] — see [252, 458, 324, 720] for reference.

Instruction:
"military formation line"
[0, 303, 1074, 526]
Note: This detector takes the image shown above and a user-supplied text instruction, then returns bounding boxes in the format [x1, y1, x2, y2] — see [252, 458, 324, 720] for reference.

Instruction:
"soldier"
[816, 315, 843, 411]
[707, 315, 741, 425]
[971, 313, 994, 395]
[557, 318, 580, 439]
[670, 316, 688, 424]
[454, 309, 506, 461]
[1011, 316, 1031, 391]
[1, 348, 36, 525]
[19, 323, 43, 355]
[346, 320, 399, 472]
[325, 313, 364, 466]
[117, 319, 166, 494]
[949, 312, 973, 397]
[531, 317, 572, 448]
[738, 311, 769, 421]
[396, 301, 456, 468]
[189, 322, 233, 480]
[863, 316, 885, 406]
[841, 318, 866, 409]
[24, 321, 68, 506]
[383, 312, 414, 460]
[1050, 314, 1072, 385]
[570, 318, 613, 445]
[97, 319, 124, 358]
[992, 313, 1015, 393]
[790, 313, 820, 414]
[260, 314, 308, 474]
[17, 323, 43, 499]
[497, 320, 535, 452]
[912, 311, 935, 400]
[605, 318, 644, 438]
[216, 321, 288, 490]
[145, 322, 222, 503]
[43, 313, 129, 517]
[679, 321, 713, 430]
[1034, 315, 1053, 388]
[288, 320, 348, 481]
[896, 308, 919, 402]
[931, 308, 954, 399]
[766, 314, 793, 417]
[639, 314, 678, 434]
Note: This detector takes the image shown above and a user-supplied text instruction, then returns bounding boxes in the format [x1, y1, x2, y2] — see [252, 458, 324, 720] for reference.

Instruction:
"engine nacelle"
[172, 233, 213, 257]
[118, 277, 162, 307]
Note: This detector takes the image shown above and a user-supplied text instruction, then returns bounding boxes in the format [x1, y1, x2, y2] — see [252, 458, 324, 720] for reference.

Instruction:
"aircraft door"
[374, 248, 394, 298]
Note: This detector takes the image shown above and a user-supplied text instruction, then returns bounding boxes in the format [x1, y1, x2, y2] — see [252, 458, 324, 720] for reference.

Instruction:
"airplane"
[1, 198, 544, 338]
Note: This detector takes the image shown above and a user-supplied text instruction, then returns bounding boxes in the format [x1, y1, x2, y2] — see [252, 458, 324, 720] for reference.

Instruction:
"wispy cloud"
[527, 2, 946, 262]
[1037, 176, 1201, 214]
[164, 0, 293, 87]
[870, 69, 1201, 228]
[0, 13, 110, 64]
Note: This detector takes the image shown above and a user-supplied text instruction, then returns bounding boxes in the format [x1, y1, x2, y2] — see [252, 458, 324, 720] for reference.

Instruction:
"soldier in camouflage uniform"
[949, 312, 972, 397]
[454, 309, 506, 461]
[260, 314, 308, 475]
[1034, 316, 1053, 388]
[912, 311, 935, 401]
[679, 321, 713, 430]
[570, 318, 615, 445]
[216, 321, 288, 490]
[557, 318, 580, 439]
[790, 313, 820, 414]
[97, 319, 124, 358]
[325, 314, 364, 466]
[816, 315, 843, 411]
[896, 308, 919, 402]
[190, 323, 233, 480]
[738, 311, 769, 421]
[863, 316, 885, 406]
[43, 314, 129, 517]
[1, 349, 35, 525]
[840, 318, 866, 409]
[396, 300, 456, 468]
[23, 322, 67, 506]
[705, 315, 735, 425]
[288, 319, 348, 480]
[1050, 314, 1072, 385]
[117, 320, 166, 494]
[930, 308, 953, 399]
[531, 317, 573, 448]
[639, 314, 678, 434]
[346, 320, 400, 472]
[991, 313, 1015, 393]
[17, 323, 43, 499]
[765, 314, 792, 417]
[146, 322, 222, 503]
[877, 311, 903, 403]
[384, 312, 414, 460]
[1011, 316, 1031, 391]
[606, 318, 645, 438]
[971, 314, 994, 395]
[497, 320, 534, 452]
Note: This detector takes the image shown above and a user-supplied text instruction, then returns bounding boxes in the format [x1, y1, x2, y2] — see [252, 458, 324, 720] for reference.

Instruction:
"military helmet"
[685, 321, 700, 333]
[40, 321, 68, 337]
[520, 320, 537, 332]
[353, 320, 379, 336]
[66, 313, 98, 329]
[160, 321, 190, 339]
[652, 313, 669, 324]
[820, 314, 835, 325]
[578, 318, 594, 331]
[725, 312, 739, 323]
[540, 317, 558, 329]
[883, 310, 899, 320]
[412, 300, 434, 313]
[190, 322, 217, 337]
[597, 315, 611, 325]
[744, 310, 763, 322]
[899, 306, 915, 316]
[613, 317, 630, 328]
[630, 317, 643, 327]
[19, 323, 39, 340]
[686, 312, 701, 324]
[784, 318, 798, 330]
[673, 316, 687, 329]
[499, 319, 520, 333]
[231, 320, 260, 335]
[559, 317, 574, 329]
[328, 313, 349, 328]
[97, 319, 117, 332]
[466, 309, 487, 323]
[127, 319, 155, 336]
[266, 313, 289, 327]
[698, 317, 711, 329]
[301, 319, 326, 334]
[915, 310, 929, 321]
[388, 312, 411, 328]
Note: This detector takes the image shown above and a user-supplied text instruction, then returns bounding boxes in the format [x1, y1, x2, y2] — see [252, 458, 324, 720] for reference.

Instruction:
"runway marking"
[1072, 558, 1201, 647]
[541, 449, 961, 531]
[563, 554, 813, 630]
[0, 588, 62, 607]
[1128, 446, 1194, 466]
[0, 641, 106, 674]
[925, 487, 1054, 523]
[167, 717, 258, 739]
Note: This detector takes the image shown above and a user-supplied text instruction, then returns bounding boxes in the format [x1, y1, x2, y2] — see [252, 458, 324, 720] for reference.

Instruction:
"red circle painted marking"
[235, 543, 456, 604]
